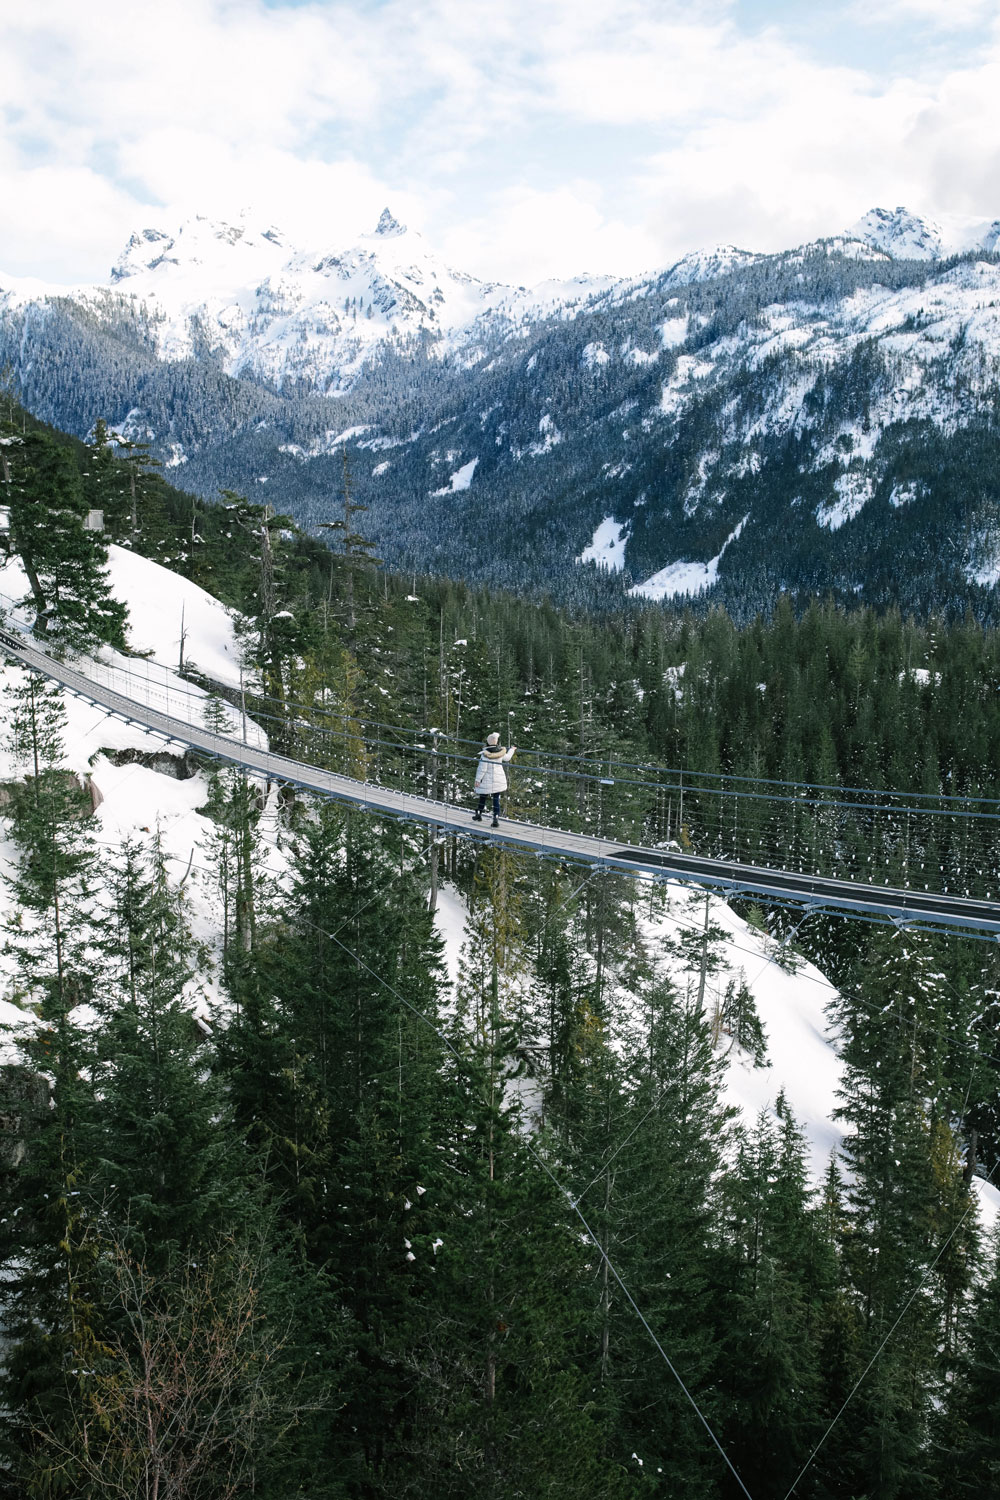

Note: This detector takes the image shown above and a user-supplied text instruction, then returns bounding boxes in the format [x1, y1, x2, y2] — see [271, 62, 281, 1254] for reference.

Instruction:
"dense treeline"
[2, 405, 1000, 1495]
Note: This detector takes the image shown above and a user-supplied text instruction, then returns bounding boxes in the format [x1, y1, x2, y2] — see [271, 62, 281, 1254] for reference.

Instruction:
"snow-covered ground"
[0, 547, 281, 1039]
[578, 517, 628, 570]
[104, 545, 245, 688]
[629, 516, 748, 601]
[0, 546, 262, 754]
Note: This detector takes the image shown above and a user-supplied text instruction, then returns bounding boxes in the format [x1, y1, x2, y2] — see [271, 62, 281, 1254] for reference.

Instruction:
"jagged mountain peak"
[110, 212, 289, 285]
[848, 205, 1000, 261]
[373, 208, 406, 238]
[849, 207, 946, 260]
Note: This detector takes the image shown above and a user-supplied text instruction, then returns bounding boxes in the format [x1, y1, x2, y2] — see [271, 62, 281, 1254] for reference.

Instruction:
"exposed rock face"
[0, 772, 99, 817]
[103, 747, 198, 781]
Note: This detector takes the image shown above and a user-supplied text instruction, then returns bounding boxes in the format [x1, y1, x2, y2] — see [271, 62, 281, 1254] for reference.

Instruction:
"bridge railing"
[235, 683, 1000, 902]
[3, 589, 1000, 903]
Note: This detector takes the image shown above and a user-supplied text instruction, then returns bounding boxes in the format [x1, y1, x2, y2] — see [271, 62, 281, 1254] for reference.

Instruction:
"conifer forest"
[3, 405, 1000, 1500]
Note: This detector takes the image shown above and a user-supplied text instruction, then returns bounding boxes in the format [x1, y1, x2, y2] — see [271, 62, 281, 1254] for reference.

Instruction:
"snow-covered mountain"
[7, 202, 983, 403]
[3, 204, 1000, 617]
[2, 208, 615, 396]
[849, 206, 1000, 261]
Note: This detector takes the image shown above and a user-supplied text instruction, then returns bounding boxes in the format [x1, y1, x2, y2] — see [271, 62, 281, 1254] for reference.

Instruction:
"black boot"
[472, 812, 482, 822]
[491, 816, 499, 828]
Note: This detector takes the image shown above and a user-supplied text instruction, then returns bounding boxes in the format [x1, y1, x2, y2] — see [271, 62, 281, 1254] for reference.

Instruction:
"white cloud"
[0, 0, 999, 285]
[112, 134, 427, 256]
[439, 183, 660, 285]
[0, 151, 144, 283]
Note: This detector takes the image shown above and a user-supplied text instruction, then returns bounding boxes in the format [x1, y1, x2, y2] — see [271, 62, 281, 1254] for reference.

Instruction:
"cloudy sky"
[2, 0, 998, 287]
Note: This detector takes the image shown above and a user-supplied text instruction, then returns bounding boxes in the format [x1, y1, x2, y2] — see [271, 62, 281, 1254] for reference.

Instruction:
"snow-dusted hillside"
[0, 548, 279, 1043]
[586, 253, 1000, 598]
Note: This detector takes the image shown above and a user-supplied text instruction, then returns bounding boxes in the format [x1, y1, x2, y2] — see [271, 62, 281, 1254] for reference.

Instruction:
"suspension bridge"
[1, 619, 1000, 938]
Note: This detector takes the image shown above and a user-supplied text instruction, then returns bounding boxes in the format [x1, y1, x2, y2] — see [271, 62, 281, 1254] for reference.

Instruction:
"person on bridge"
[473, 732, 516, 828]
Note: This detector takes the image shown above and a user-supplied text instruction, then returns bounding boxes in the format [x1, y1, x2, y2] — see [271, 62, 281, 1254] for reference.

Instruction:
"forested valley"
[1, 404, 1000, 1498]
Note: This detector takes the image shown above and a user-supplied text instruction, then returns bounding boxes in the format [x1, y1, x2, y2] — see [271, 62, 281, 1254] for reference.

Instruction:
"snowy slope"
[0, 548, 281, 1038]
[100, 544, 246, 688]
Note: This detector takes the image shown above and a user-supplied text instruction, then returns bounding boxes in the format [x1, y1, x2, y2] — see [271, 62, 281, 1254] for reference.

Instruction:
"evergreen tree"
[719, 973, 768, 1065]
[0, 670, 104, 1493]
[90, 836, 236, 1264]
[416, 843, 625, 1496]
[81, 417, 127, 536]
[939, 1227, 1000, 1496]
[830, 928, 978, 1498]
[220, 807, 463, 1490]
[718, 1097, 833, 1495]
[606, 973, 735, 1494]
[5, 430, 127, 647]
[106, 430, 163, 549]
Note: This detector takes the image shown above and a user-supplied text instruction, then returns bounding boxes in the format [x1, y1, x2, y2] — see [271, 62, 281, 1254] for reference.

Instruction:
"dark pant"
[478, 793, 501, 819]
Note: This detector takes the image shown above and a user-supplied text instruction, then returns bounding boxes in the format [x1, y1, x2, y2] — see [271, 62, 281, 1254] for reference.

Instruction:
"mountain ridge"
[3, 203, 1000, 621]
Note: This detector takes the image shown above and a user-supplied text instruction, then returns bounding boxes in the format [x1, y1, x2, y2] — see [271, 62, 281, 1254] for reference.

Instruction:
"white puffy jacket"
[474, 745, 516, 794]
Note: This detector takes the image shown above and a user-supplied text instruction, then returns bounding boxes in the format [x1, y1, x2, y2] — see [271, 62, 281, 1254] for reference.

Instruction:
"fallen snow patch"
[816, 472, 875, 531]
[630, 515, 747, 601]
[431, 457, 478, 495]
[582, 341, 610, 368]
[527, 413, 563, 457]
[660, 314, 689, 349]
[890, 481, 920, 508]
[578, 517, 628, 571]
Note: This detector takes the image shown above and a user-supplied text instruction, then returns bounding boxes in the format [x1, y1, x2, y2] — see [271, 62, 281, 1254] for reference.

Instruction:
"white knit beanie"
[486, 732, 500, 746]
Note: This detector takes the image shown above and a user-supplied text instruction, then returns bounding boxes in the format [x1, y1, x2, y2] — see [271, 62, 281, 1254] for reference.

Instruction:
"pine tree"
[106, 430, 163, 548]
[719, 973, 768, 1064]
[90, 836, 236, 1265]
[316, 450, 381, 635]
[200, 754, 269, 967]
[6, 430, 127, 647]
[0, 670, 104, 1492]
[414, 843, 625, 1497]
[219, 807, 467, 1488]
[605, 973, 735, 1492]
[718, 1097, 833, 1494]
[830, 927, 978, 1497]
[939, 1227, 1000, 1496]
[81, 418, 127, 536]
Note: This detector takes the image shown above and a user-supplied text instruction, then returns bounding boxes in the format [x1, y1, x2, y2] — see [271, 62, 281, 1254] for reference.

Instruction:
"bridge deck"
[2, 626, 999, 937]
